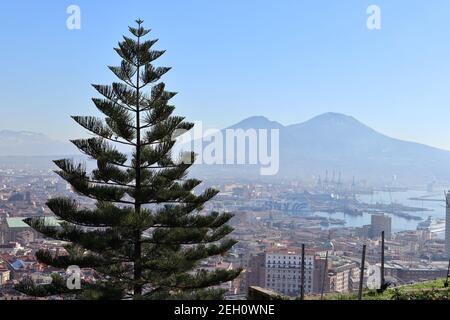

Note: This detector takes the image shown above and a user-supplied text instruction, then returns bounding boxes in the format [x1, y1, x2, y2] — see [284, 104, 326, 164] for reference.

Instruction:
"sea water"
[314, 189, 447, 235]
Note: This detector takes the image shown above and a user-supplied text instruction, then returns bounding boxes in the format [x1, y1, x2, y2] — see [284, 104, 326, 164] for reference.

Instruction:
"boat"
[417, 216, 446, 233]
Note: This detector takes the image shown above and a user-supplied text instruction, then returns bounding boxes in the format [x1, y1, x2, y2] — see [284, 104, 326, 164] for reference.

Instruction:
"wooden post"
[445, 257, 450, 288]
[381, 231, 385, 289]
[320, 251, 328, 300]
[300, 244, 305, 300]
[444, 191, 449, 288]
[358, 244, 366, 300]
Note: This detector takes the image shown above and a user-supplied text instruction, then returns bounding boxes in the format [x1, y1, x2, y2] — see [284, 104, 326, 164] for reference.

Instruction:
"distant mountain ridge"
[279, 113, 450, 183]
[0, 130, 76, 156]
[228, 116, 284, 130]
[2, 113, 450, 184]
[193, 113, 450, 184]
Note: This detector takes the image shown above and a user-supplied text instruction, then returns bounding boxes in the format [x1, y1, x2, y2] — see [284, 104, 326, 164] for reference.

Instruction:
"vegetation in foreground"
[316, 279, 450, 300]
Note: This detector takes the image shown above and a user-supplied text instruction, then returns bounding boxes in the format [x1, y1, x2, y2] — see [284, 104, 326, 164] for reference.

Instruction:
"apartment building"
[264, 248, 315, 296]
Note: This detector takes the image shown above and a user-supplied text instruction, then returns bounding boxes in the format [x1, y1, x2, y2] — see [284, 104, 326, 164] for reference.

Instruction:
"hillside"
[0, 130, 76, 156]
[318, 279, 450, 300]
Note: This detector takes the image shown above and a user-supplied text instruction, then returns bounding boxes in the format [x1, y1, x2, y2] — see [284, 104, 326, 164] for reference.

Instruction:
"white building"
[328, 261, 359, 293]
[264, 249, 314, 296]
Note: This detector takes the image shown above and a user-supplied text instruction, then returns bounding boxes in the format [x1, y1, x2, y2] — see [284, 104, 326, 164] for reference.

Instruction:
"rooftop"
[6, 218, 29, 229]
[6, 217, 60, 229]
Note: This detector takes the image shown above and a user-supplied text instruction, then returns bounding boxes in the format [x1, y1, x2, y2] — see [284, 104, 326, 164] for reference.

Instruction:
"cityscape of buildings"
[2, 0, 450, 304]
[0, 164, 449, 300]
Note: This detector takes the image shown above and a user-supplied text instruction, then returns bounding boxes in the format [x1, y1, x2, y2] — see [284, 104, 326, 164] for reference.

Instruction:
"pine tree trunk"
[134, 30, 142, 298]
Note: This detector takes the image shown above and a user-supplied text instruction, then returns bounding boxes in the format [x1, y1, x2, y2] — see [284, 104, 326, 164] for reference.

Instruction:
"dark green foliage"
[17, 20, 240, 300]
[15, 274, 76, 298]
[390, 287, 450, 300]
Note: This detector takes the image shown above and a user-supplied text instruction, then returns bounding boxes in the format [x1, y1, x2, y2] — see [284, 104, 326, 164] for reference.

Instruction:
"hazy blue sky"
[1, 1, 450, 149]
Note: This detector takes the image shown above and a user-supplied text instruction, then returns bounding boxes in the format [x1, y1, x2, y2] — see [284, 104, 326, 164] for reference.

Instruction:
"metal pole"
[300, 244, 305, 300]
[358, 244, 366, 300]
[381, 231, 385, 289]
[320, 251, 328, 300]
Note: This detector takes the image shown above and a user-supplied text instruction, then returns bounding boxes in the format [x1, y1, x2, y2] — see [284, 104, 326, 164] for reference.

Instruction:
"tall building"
[328, 262, 359, 293]
[445, 191, 450, 257]
[25, 191, 31, 203]
[370, 214, 392, 240]
[264, 248, 315, 296]
[244, 253, 266, 292]
[312, 256, 328, 294]
[313, 254, 360, 294]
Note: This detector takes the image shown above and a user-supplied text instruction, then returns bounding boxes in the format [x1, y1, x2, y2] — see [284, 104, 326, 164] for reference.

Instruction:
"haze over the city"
[2, 0, 450, 307]
[1, 1, 450, 150]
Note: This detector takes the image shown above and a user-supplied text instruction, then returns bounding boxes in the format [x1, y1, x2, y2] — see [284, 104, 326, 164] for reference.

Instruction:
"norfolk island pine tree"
[16, 20, 241, 300]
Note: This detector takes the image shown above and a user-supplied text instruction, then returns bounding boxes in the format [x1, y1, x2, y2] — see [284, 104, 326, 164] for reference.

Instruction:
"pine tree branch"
[140, 140, 165, 146]
[83, 194, 135, 205]
[92, 90, 135, 113]
[98, 135, 136, 146]
[113, 100, 136, 113]
[141, 164, 179, 169]
[46, 198, 138, 228]
[86, 178, 135, 189]
[104, 160, 134, 169]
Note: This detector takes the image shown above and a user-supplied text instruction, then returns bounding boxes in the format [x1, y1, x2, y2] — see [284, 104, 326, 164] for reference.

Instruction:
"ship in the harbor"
[417, 216, 446, 234]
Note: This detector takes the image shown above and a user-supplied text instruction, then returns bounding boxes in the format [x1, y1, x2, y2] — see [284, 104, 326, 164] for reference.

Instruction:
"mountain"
[281, 113, 450, 183]
[3, 113, 450, 184]
[228, 116, 284, 130]
[190, 113, 450, 184]
[0, 130, 76, 156]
